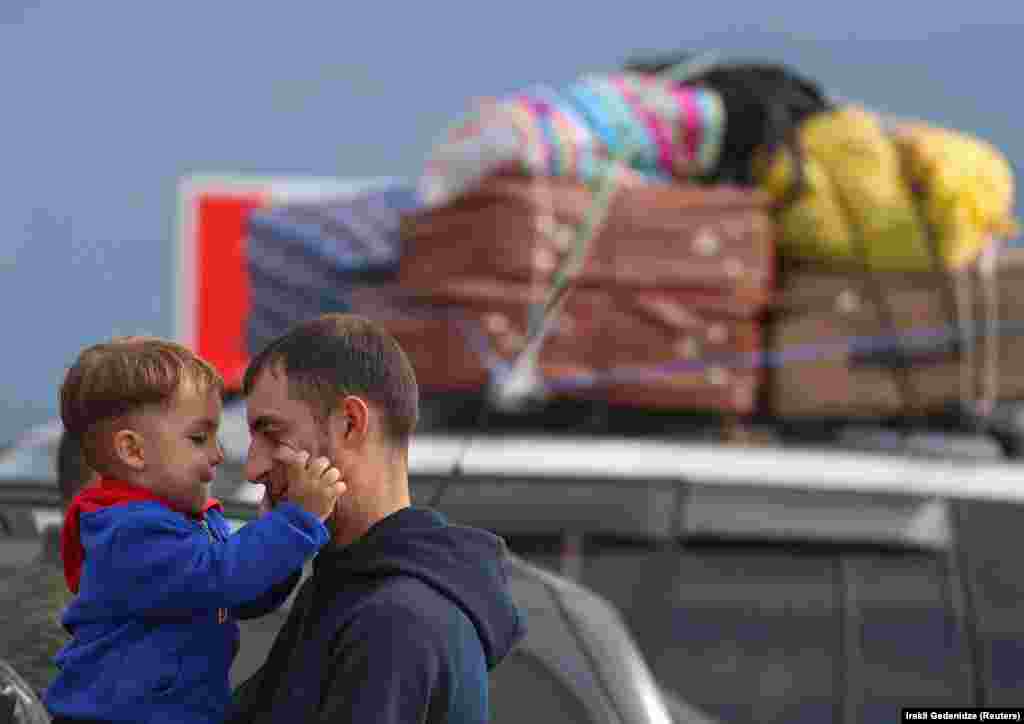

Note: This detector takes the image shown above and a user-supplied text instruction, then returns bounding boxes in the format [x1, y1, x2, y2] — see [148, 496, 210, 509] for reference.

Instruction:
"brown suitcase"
[347, 285, 490, 391]
[350, 280, 762, 415]
[398, 176, 776, 318]
[767, 246, 1024, 419]
[348, 282, 605, 391]
[574, 288, 762, 415]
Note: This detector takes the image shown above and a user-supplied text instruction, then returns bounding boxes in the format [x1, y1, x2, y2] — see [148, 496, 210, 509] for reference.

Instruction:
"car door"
[411, 432, 1018, 724]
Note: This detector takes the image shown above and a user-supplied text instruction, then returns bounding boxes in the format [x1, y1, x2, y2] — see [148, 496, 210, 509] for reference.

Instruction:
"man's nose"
[244, 441, 272, 484]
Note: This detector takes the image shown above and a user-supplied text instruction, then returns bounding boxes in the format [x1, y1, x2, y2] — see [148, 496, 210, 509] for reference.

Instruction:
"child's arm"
[227, 474, 309, 619]
[232, 568, 302, 619]
[91, 501, 327, 616]
[78, 445, 343, 617]
[202, 505, 303, 620]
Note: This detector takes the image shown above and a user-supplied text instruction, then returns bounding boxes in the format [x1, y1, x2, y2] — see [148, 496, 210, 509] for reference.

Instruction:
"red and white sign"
[175, 175, 400, 389]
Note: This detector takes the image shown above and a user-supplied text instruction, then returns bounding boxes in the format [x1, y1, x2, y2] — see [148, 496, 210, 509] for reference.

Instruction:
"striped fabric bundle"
[418, 72, 725, 208]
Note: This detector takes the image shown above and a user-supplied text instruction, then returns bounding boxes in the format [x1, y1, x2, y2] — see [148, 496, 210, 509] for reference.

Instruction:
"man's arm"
[233, 569, 302, 620]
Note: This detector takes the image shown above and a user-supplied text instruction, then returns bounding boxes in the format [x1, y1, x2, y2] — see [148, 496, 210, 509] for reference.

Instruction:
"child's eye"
[190, 433, 209, 445]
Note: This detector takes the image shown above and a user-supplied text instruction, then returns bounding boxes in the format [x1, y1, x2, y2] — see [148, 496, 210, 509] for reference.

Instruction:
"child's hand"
[272, 445, 346, 522]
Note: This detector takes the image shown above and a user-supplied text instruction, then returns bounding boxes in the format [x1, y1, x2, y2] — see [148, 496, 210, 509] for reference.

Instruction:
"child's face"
[135, 381, 224, 514]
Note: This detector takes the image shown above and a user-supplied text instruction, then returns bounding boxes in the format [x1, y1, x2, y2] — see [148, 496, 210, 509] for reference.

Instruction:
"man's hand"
[272, 445, 346, 522]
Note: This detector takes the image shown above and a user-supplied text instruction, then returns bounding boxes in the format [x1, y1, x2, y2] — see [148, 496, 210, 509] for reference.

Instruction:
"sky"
[1, 0, 1022, 445]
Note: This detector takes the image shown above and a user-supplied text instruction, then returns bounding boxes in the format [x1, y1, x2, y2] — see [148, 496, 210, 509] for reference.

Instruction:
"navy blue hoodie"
[228, 507, 527, 724]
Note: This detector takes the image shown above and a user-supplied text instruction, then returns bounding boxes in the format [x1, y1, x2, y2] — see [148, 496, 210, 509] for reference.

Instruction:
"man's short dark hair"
[56, 432, 96, 505]
[243, 314, 419, 448]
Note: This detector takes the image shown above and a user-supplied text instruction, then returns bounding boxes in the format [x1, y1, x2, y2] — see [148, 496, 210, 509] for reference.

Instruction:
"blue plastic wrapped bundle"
[246, 185, 419, 352]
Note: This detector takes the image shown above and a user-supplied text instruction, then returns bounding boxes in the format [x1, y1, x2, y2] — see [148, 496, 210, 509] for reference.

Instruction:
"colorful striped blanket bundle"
[418, 72, 726, 208]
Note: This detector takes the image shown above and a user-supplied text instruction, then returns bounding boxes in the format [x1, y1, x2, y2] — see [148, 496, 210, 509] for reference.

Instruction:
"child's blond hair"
[60, 336, 224, 471]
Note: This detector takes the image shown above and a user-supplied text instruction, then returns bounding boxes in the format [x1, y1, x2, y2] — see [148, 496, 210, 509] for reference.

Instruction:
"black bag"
[624, 53, 833, 186]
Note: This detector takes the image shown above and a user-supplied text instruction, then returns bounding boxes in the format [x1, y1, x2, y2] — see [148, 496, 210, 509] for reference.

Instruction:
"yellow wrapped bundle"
[891, 121, 1019, 269]
[755, 105, 934, 270]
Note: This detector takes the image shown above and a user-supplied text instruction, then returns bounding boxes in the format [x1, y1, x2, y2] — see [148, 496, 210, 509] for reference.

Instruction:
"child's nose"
[211, 438, 226, 465]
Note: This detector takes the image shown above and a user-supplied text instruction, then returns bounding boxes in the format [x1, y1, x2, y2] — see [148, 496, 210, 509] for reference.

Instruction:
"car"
[5, 395, 1024, 723]
[0, 658, 50, 724]
[0, 407, 705, 724]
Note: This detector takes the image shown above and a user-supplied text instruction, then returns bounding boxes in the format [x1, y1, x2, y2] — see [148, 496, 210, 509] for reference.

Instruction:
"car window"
[500, 530, 983, 724]
[841, 551, 970, 721]
[954, 498, 1024, 708]
[580, 536, 839, 724]
[592, 535, 985, 724]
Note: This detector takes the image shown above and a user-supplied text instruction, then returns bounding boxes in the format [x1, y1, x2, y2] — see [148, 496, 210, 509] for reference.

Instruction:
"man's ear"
[112, 429, 146, 471]
[329, 396, 369, 448]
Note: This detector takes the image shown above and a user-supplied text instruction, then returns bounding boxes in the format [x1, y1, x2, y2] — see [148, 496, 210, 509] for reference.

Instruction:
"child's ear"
[113, 429, 146, 471]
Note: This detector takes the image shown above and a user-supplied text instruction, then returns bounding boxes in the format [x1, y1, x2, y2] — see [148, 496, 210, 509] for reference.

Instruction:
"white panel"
[681, 486, 951, 549]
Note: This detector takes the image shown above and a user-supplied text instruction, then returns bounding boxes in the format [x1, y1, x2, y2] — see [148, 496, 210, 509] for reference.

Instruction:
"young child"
[43, 336, 345, 724]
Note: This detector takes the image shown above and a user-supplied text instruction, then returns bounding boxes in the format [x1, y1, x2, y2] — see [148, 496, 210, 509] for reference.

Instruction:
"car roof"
[4, 399, 1020, 502]
[3, 398, 1020, 552]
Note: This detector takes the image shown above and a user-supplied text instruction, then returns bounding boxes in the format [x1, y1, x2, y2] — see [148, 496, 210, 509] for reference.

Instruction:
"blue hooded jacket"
[43, 493, 328, 724]
[228, 507, 527, 724]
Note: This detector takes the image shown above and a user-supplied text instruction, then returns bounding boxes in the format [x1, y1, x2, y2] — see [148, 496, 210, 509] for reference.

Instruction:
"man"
[0, 433, 98, 696]
[228, 314, 526, 724]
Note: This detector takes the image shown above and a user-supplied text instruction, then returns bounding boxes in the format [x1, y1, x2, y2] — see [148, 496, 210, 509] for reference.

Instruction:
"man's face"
[243, 366, 328, 503]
